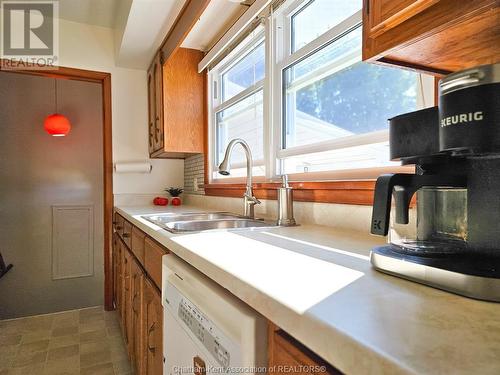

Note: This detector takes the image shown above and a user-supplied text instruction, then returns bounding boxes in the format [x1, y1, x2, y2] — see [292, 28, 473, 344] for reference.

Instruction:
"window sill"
[204, 180, 377, 205]
[205, 166, 415, 206]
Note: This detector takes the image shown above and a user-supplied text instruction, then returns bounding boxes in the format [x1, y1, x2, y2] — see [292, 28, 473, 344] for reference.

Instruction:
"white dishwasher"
[162, 253, 267, 375]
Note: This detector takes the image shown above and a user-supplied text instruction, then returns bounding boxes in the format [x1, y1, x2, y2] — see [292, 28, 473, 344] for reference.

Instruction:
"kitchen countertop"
[115, 205, 500, 375]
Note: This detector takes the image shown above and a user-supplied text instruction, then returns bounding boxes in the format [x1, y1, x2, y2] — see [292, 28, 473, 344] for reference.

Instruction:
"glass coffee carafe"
[389, 187, 468, 256]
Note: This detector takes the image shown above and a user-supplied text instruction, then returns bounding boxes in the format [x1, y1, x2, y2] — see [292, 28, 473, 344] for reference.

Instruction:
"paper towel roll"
[114, 162, 152, 174]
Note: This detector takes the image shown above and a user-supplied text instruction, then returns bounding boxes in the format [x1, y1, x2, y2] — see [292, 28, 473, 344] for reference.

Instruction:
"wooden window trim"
[205, 180, 377, 205]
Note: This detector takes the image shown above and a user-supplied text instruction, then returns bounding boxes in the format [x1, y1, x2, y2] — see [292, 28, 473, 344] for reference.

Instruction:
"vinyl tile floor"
[0, 306, 133, 375]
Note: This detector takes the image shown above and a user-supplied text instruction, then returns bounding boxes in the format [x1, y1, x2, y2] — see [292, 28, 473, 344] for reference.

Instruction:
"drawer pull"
[147, 322, 156, 353]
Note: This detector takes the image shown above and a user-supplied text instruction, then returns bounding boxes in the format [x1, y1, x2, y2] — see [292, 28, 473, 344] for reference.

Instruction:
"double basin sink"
[142, 212, 277, 233]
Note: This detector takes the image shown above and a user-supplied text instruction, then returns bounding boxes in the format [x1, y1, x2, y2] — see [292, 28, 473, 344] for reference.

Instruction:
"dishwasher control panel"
[165, 281, 234, 368]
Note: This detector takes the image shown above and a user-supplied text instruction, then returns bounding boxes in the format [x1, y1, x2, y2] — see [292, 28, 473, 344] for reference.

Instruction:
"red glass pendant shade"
[45, 78, 71, 137]
[44, 113, 71, 136]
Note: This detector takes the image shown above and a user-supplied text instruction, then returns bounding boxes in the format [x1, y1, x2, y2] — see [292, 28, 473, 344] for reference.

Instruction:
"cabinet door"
[362, 0, 498, 72]
[147, 64, 156, 155]
[131, 259, 145, 375]
[122, 249, 133, 355]
[112, 233, 119, 309]
[365, 0, 439, 38]
[268, 326, 341, 375]
[153, 53, 164, 152]
[143, 277, 163, 375]
[116, 239, 123, 317]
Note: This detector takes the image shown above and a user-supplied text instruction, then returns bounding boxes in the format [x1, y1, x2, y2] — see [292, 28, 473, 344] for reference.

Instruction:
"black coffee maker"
[370, 63, 500, 302]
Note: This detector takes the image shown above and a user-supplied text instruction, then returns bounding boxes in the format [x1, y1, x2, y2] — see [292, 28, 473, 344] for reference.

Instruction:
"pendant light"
[44, 79, 71, 136]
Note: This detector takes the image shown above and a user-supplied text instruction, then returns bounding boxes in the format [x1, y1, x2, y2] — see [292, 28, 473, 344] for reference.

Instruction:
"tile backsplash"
[184, 154, 205, 195]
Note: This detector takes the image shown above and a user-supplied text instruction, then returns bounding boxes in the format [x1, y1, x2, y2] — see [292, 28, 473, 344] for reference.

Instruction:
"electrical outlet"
[193, 177, 198, 192]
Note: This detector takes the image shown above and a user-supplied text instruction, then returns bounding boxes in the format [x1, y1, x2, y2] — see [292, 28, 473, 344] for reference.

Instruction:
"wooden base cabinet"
[122, 248, 133, 354]
[131, 258, 144, 374]
[268, 324, 342, 375]
[113, 215, 165, 375]
[114, 213, 347, 375]
[143, 277, 163, 375]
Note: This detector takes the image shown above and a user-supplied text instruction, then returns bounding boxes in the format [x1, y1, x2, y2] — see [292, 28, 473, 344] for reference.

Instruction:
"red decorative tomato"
[153, 197, 168, 206]
[171, 197, 181, 206]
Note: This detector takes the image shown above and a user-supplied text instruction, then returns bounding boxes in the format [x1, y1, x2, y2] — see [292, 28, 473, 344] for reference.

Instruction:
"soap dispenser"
[277, 175, 297, 226]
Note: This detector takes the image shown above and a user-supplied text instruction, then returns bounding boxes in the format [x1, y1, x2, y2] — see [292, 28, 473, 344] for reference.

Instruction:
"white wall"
[57, 19, 184, 195]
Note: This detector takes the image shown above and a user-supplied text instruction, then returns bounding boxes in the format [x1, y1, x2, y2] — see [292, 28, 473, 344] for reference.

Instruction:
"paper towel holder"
[114, 161, 153, 174]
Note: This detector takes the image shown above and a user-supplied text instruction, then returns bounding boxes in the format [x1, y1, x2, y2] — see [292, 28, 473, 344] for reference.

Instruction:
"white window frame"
[207, 0, 435, 183]
[270, 0, 435, 180]
[208, 26, 267, 182]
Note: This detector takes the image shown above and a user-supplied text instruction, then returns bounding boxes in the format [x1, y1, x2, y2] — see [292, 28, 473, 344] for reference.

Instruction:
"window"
[273, 0, 434, 177]
[208, 0, 434, 183]
[209, 27, 266, 179]
[291, 0, 361, 52]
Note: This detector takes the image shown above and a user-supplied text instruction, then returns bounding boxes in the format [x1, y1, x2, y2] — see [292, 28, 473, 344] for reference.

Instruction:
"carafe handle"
[371, 173, 466, 236]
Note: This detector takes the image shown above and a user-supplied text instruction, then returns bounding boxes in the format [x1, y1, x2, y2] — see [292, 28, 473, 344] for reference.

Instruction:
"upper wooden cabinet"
[362, 0, 500, 74]
[147, 52, 164, 155]
[147, 47, 205, 158]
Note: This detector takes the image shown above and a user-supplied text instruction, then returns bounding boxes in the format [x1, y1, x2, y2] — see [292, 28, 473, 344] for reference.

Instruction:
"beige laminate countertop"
[115, 205, 500, 375]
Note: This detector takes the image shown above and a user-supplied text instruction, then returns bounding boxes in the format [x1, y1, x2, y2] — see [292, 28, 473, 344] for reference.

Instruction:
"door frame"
[1, 61, 114, 310]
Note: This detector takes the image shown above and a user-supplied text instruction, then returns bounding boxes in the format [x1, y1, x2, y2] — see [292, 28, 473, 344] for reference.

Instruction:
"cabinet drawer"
[144, 238, 168, 289]
[131, 226, 146, 265]
[269, 327, 341, 375]
[122, 220, 132, 248]
[114, 214, 124, 237]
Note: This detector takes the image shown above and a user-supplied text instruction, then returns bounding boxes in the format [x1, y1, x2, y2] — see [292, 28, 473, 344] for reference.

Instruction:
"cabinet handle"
[147, 322, 156, 353]
[132, 293, 137, 314]
[194, 356, 207, 375]
[154, 121, 159, 142]
[123, 233, 130, 238]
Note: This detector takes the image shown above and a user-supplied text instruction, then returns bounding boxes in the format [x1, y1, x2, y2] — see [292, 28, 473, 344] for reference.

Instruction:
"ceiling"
[115, 0, 186, 69]
[57, 0, 250, 69]
[58, 0, 121, 28]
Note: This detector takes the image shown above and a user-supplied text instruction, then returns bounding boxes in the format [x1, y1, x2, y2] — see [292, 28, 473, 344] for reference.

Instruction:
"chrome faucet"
[218, 139, 261, 219]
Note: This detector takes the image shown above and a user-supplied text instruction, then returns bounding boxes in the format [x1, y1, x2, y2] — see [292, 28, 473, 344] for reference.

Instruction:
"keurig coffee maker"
[370, 63, 500, 302]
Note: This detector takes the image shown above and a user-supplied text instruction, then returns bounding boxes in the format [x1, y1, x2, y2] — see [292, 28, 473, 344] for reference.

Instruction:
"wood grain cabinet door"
[365, 0, 440, 39]
[153, 52, 164, 153]
[122, 249, 133, 355]
[143, 277, 163, 375]
[116, 239, 123, 318]
[147, 64, 156, 155]
[269, 326, 341, 375]
[131, 259, 145, 375]
[112, 233, 118, 309]
[362, 0, 499, 72]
